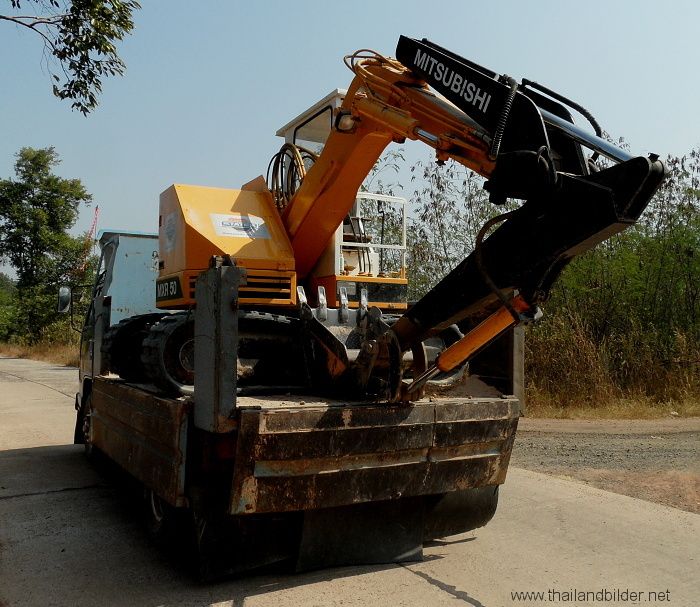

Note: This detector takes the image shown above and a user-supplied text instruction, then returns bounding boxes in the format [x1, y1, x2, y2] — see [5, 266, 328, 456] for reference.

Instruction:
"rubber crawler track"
[140, 310, 300, 396]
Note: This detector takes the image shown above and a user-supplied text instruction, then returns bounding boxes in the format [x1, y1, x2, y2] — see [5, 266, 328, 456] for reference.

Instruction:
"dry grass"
[0, 341, 79, 367]
[525, 310, 700, 420]
[525, 387, 700, 419]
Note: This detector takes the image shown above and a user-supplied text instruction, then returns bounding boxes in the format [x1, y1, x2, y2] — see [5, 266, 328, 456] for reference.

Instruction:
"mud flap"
[423, 486, 499, 541]
[193, 512, 302, 582]
[296, 496, 425, 572]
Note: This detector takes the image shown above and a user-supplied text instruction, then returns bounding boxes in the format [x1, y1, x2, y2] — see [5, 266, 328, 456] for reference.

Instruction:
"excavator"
[76, 36, 664, 577]
[104, 36, 663, 401]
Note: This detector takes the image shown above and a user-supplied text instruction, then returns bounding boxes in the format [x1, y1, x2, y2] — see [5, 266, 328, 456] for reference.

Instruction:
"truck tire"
[142, 488, 183, 543]
[77, 393, 102, 461]
[102, 313, 166, 382]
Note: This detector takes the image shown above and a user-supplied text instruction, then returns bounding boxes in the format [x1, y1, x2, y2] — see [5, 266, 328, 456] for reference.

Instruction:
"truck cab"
[74, 231, 161, 439]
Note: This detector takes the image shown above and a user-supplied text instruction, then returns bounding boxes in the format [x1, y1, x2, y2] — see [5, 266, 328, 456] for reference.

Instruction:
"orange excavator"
[118, 36, 665, 402]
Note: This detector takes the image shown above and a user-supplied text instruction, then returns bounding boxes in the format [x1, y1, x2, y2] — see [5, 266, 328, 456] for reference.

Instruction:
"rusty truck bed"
[90, 377, 520, 515]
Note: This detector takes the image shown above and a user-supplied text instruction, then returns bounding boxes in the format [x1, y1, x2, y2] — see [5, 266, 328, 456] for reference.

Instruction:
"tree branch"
[0, 14, 56, 48]
[4, 14, 63, 22]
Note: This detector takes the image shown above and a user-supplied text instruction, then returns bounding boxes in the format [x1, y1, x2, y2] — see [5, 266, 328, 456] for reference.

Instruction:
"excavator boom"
[281, 48, 495, 278]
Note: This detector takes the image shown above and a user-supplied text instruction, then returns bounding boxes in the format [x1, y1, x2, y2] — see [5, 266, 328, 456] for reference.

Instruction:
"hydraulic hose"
[266, 143, 318, 211]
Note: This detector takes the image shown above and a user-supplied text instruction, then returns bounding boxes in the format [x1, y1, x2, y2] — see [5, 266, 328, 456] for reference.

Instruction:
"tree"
[0, 272, 16, 340]
[0, 272, 15, 298]
[406, 158, 499, 298]
[0, 147, 92, 341]
[1, 0, 140, 114]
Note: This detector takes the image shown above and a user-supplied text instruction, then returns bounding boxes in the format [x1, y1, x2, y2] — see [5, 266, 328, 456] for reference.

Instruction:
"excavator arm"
[390, 37, 664, 396]
[281, 47, 495, 278]
[277, 37, 665, 401]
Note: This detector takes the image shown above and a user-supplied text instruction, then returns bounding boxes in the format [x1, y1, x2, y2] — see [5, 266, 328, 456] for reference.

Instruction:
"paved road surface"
[1, 357, 698, 607]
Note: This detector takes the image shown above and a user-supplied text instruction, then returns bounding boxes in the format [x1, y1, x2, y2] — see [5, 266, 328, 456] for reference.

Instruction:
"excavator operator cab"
[276, 89, 344, 154]
[273, 90, 408, 311]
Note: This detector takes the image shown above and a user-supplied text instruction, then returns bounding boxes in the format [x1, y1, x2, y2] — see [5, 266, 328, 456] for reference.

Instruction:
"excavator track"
[141, 312, 195, 396]
[141, 310, 304, 397]
[102, 313, 166, 382]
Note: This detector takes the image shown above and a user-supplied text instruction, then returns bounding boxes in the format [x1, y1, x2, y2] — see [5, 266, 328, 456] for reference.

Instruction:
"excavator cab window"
[292, 105, 333, 154]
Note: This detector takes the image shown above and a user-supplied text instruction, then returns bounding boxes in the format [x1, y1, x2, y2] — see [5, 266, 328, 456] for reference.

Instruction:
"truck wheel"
[79, 393, 98, 460]
[141, 313, 195, 396]
[144, 488, 174, 540]
[102, 313, 167, 381]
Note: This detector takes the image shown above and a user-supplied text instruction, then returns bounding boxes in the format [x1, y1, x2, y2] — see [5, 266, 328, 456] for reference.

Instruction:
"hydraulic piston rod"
[407, 296, 530, 394]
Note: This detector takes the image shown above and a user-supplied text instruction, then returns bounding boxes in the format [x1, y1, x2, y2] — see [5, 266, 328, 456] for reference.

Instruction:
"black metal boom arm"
[390, 36, 666, 353]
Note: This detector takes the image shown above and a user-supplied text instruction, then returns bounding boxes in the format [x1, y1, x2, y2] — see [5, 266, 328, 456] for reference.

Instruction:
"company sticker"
[210, 213, 271, 239]
[163, 212, 178, 253]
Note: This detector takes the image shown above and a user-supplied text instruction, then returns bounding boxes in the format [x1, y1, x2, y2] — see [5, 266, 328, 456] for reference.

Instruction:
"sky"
[1, 0, 699, 239]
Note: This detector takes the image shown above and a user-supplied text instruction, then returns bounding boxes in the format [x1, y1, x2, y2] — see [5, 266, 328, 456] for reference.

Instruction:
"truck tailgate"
[230, 397, 519, 514]
[91, 378, 191, 507]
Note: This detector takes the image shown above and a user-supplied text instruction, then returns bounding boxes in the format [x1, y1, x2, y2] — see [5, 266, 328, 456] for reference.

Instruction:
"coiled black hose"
[521, 78, 603, 163]
[489, 76, 518, 161]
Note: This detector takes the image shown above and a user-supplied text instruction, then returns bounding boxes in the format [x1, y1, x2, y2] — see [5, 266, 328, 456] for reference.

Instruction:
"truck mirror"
[57, 286, 72, 313]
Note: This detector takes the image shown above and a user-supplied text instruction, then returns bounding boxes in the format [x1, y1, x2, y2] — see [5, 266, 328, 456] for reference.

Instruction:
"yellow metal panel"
[156, 268, 297, 310]
[159, 183, 295, 277]
[335, 275, 408, 285]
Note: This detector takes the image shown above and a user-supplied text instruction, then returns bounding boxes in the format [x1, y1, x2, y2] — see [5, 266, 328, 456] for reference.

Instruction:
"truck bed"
[90, 376, 520, 515]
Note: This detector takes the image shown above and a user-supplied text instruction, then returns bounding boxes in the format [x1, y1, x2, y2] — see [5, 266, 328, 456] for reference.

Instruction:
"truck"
[60, 36, 665, 578]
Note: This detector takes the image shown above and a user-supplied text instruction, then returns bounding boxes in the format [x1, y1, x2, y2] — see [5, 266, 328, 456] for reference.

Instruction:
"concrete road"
[1, 357, 698, 607]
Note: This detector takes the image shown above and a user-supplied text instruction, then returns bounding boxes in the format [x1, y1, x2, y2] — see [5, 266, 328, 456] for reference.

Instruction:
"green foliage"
[0, 272, 15, 300]
[2, 1, 140, 114]
[0, 272, 16, 340]
[362, 148, 405, 197]
[366, 151, 515, 299]
[0, 147, 93, 342]
[406, 158, 512, 299]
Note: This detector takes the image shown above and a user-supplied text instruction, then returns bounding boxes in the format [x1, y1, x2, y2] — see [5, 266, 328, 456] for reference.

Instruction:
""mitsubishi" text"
[413, 49, 492, 114]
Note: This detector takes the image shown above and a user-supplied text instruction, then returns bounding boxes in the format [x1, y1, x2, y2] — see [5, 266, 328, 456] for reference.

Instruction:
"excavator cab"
[272, 89, 409, 312]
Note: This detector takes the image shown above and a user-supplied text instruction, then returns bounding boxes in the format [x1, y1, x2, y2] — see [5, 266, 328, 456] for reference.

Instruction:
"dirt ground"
[512, 417, 700, 513]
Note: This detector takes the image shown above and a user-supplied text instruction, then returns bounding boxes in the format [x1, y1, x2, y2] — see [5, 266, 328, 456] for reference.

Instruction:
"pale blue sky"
[1, 0, 698, 237]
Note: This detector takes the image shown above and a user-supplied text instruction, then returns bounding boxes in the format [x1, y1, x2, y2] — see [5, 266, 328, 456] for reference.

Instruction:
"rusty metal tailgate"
[230, 397, 519, 515]
[91, 378, 191, 506]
